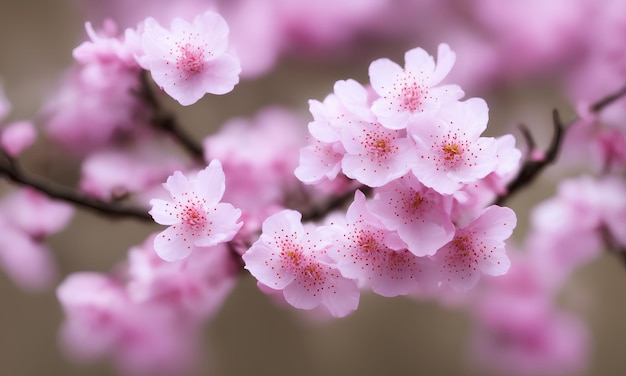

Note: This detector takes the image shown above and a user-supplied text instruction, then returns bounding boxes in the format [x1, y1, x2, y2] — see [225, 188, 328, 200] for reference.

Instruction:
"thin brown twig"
[495, 83, 626, 206]
[137, 71, 205, 162]
[0, 150, 151, 221]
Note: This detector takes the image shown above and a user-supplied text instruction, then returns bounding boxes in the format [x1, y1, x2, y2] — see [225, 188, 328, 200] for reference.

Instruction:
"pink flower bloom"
[433, 205, 516, 293]
[329, 190, 437, 297]
[409, 98, 499, 195]
[368, 174, 455, 257]
[0, 120, 36, 157]
[139, 11, 241, 106]
[242, 209, 359, 317]
[339, 113, 418, 187]
[369, 43, 464, 129]
[149, 160, 243, 262]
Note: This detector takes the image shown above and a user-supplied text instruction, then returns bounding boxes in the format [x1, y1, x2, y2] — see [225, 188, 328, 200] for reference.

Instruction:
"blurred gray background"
[1, 1, 626, 376]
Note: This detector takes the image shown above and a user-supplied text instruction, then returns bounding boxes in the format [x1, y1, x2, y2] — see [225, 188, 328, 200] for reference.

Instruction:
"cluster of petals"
[242, 209, 360, 317]
[243, 189, 516, 314]
[286, 44, 519, 304]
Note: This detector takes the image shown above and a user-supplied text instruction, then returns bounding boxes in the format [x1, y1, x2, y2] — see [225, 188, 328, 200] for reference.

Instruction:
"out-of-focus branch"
[495, 84, 626, 206]
[0, 150, 152, 221]
[137, 71, 205, 162]
[495, 110, 564, 206]
[590, 84, 626, 113]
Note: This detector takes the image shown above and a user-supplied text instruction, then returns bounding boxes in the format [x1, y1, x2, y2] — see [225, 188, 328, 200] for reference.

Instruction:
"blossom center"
[410, 192, 424, 211]
[303, 264, 322, 280]
[180, 205, 206, 229]
[176, 42, 205, 74]
[278, 237, 306, 270]
[363, 128, 397, 158]
[396, 71, 429, 113]
[450, 236, 478, 267]
[442, 143, 461, 160]
[285, 249, 302, 267]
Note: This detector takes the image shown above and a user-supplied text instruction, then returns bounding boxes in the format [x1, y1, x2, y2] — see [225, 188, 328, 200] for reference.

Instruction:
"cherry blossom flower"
[242, 209, 359, 317]
[139, 11, 241, 106]
[433, 205, 516, 293]
[339, 113, 418, 187]
[328, 190, 437, 297]
[369, 43, 464, 129]
[409, 98, 499, 195]
[367, 174, 455, 257]
[149, 160, 243, 262]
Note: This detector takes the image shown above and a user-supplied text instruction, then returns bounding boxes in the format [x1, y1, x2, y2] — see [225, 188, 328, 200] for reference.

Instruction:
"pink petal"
[153, 225, 195, 262]
[149, 199, 179, 225]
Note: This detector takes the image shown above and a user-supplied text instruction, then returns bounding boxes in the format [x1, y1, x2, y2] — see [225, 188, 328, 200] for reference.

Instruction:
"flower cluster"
[5, 3, 626, 376]
[244, 44, 520, 317]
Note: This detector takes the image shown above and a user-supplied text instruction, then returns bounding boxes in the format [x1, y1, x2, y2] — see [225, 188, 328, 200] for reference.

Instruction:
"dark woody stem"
[494, 110, 564, 206]
[137, 71, 205, 162]
[0, 149, 152, 221]
[495, 84, 626, 206]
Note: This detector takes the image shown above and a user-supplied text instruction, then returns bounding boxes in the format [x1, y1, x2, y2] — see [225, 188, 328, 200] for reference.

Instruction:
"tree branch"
[495, 83, 626, 206]
[0, 150, 152, 221]
[137, 71, 205, 162]
[495, 110, 564, 206]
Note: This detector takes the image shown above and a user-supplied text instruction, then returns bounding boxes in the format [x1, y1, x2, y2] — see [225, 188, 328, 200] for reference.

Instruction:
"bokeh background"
[2, 1, 626, 375]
